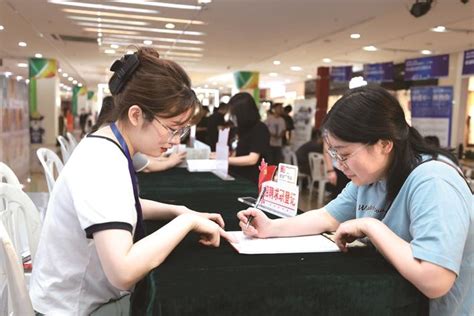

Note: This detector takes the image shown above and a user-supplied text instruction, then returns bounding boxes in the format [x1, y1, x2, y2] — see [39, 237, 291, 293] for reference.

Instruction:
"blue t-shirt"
[326, 156, 473, 316]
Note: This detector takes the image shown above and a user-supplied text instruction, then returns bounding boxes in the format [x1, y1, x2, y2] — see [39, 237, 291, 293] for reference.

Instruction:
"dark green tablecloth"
[131, 168, 428, 316]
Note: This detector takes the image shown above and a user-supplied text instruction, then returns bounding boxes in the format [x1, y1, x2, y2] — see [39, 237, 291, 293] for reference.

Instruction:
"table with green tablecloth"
[131, 168, 428, 316]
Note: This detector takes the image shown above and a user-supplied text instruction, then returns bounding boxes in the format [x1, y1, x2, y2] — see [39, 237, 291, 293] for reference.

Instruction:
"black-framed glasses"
[154, 117, 191, 142]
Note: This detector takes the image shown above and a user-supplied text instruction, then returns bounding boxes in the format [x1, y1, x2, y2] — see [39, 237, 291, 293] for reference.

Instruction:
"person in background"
[265, 103, 286, 165]
[295, 128, 323, 175]
[195, 106, 210, 143]
[424, 135, 440, 148]
[226, 92, 270, 183]
[206, 102, 230, 151]
[93, 96, 185, 173]
[238, 85, 472, 316]
[282, 104, 295, 146]
[30, 47, 233, 315]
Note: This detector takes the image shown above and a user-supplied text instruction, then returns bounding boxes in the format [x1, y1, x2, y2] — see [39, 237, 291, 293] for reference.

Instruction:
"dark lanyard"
[110, 122, 145, 242]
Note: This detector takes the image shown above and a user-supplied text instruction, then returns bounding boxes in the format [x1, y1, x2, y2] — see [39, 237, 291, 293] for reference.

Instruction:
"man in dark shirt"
[295, 129, 323, 175]
[282, 105, 295, 146]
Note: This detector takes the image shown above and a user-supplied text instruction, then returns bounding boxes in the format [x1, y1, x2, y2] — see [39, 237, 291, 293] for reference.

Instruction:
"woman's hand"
[333, 218, 374, 252]
[180, 206, 225, 228]
[237, 208, 273, 238]
[168, 152, 186, 166]
[188, 214, 234, 246]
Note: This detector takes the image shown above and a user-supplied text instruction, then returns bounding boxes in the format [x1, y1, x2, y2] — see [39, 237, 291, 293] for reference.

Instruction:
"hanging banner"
[72, 85, 87, 116]
[404, 54, 449, 81]
[462, 49, 474, 76]
[87, 90, 94, 100]
[330, 66, 352, 82]
[410, 86, 453, 147]
[363, 62, 393, 82]
[233, 71, 260, 106]
[28, 58, 57, 114]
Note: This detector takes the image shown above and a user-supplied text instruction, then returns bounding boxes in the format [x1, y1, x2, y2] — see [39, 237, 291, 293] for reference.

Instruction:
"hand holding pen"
[245, 187, 266, 229]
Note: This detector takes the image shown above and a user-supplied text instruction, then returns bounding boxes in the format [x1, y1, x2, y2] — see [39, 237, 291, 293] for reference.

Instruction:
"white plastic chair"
[66, 132, 78, 151]
[0, 162, 21, 187]
[281, 147, 311, 190]
[0, 183, 42, 265]
[308, 152, 330, 207]
[0, 222, 35, 316]
[36, 148, 64, 193]
[57, 135, 72, 163]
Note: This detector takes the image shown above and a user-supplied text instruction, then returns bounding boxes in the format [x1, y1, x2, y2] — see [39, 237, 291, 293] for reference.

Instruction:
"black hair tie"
[108, 53, 140, 95]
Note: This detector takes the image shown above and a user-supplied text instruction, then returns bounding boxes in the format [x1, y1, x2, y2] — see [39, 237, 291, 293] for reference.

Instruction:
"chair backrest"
[308, 152, 327, 181]
[57, 135, 71, 163]
[282, 147, 298, 166]
[0, 162, 21, 187]
[0, 221, 35, 316]
[66, 132, 78, 150]
[0, 183, 42, 264]
[36, 148, 64, 193]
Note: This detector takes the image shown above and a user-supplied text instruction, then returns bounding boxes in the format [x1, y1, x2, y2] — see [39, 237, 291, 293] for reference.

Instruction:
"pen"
[245, 187, 266, 229]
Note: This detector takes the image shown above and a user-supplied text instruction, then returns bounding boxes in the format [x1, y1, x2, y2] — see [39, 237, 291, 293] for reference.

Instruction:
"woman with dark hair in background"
[238, 85, 472, 316]
[227, 92, 270, 183]
[30, 47, 232, 315]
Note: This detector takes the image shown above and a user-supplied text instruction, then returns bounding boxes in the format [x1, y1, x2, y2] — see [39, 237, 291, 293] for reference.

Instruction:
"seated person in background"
[206, 102, 230, 151]
[295, 128, 323, 175]
[195, 106, 210, 143]
[424, 135, 440, 148]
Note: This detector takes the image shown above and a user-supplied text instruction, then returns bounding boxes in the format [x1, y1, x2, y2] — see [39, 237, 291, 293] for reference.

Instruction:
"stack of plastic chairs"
[36, 148, 64, 193]
[281, 147, 311, 190]
[308, 152, 330, 207]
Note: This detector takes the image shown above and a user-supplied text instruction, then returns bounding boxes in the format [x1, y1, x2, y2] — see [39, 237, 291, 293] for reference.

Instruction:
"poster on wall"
[363, 62, 393, 82]
[405, 54, 449, 81]
[462, 49, 474, 76]
[410, 86, 453, 148]
[292, 98, 316, 151]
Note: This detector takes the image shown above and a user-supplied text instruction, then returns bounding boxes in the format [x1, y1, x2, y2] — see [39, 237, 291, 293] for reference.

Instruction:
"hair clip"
[108, 53, 140, 95]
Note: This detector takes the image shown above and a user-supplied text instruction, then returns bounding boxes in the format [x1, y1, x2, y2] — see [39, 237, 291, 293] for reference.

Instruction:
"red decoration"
[258, 159, 277, 193]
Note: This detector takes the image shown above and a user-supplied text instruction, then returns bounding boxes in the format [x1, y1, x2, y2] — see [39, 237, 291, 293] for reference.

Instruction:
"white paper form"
[228, 231, 340, 254]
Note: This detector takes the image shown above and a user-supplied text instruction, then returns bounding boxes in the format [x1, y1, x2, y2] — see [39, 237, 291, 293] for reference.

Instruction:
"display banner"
[234, 71, 260, 105]
[72, 85, 87, 115]
[411, 86, 453, 147]
[330, 66, 352, 82]
[404, 54, 449, 81]
[363, 62, 393, 82]
[462, 49, 474, 76]
[28, 58, 57, 114]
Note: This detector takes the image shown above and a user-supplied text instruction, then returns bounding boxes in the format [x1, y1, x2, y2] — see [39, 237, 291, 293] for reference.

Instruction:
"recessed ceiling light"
[269, 72, 278, 77]
[104, 49, 116, 54]
[78, 83, 83, 87]
[98, 32, 103, 37]
[17, 63, 28, 68]
[63, 73, 68, 77]
[363, 45, 378, 51]
[58, 68, 62, 73]
[73, 80, 78, 84]
[431, 25, 446, 32]
[143, 40, 153, 45]
[48, 0, 159, 14]
[110, 44, 119, 49]
[35, 53, 43, 58]
[18, 41, 27, 47]
[0, 25, 4, 31]
[16, 76, 23, 81]
[322, 58, 332, 63]
[350, 33, 361, 39]
[290, 66, 302, 71]
[306, 74, 313, 79]
[273, 60, 281, 65]
[113, 0, 202, 10]
[165, 23, 175, 29]
[421, 50, 432, 55]
[68, 77, 73, 81]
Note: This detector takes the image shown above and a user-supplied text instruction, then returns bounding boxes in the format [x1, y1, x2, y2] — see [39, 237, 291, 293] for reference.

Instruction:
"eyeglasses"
[326, 144, 367, 166]
[153, 117, 191, 142]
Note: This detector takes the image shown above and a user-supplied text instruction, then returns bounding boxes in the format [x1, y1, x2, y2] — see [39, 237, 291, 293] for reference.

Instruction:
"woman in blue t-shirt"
[237, 85, 473, 316]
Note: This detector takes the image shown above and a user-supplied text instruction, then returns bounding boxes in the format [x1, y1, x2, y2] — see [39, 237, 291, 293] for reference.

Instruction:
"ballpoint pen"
[245, 187, 267, 229]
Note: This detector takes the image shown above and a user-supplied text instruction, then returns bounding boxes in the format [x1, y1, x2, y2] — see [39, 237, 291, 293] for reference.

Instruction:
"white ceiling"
[0, 0, 473, 92]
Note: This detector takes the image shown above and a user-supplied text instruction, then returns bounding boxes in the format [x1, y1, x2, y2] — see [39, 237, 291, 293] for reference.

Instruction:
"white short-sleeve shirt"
[30, 135, 137, 315]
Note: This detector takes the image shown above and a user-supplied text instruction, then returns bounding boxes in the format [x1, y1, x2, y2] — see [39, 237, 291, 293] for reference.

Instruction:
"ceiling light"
[18, 41, 27, 47]
[290, 66, 302, 71]
[112, 0, 202, 10]
[110, 44, 119, 49]
[198, 0, 212, 4]
[78, 83, 83, 87]
[17, 63, 28, 68]
[143, 40, 153, 45]
[350, 33, 361, 39]
[77, 22, 204, 36]
[421, 49, 432, 55]
[104, 49, 116, 54]
[269, 73, 278, 77]
[67, 16, 149, 26]
[63, 73, 68, 77]
[431, 25, 447, 32]
[16, 76, 23, 81]
[322, 58, 332, 63]
[63, 8, 205, 25]
[163, 51, 202, 58]
[83, 28, 139, 35]
[105, 34, 204, 45]
[0, 25, 4, 31]
[35, 53, 43, 58]
[165, 23, 175, 29]
[68, 77, 73, 81]
[363, 45, 378, 51]
[98, 32, 103, 37]
[101, 39, 204, 51]
[73, 80, 78, 84]
[58, 68, 62, 73]
[26, 79, 30, 84]
[48, 1, 159, 14]
[307, 74, 313, 79]
[273, 60, 281, 65]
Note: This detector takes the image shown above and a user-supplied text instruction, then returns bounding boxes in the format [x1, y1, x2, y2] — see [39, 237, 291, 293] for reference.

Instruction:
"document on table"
[227, 231, 340, 254]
